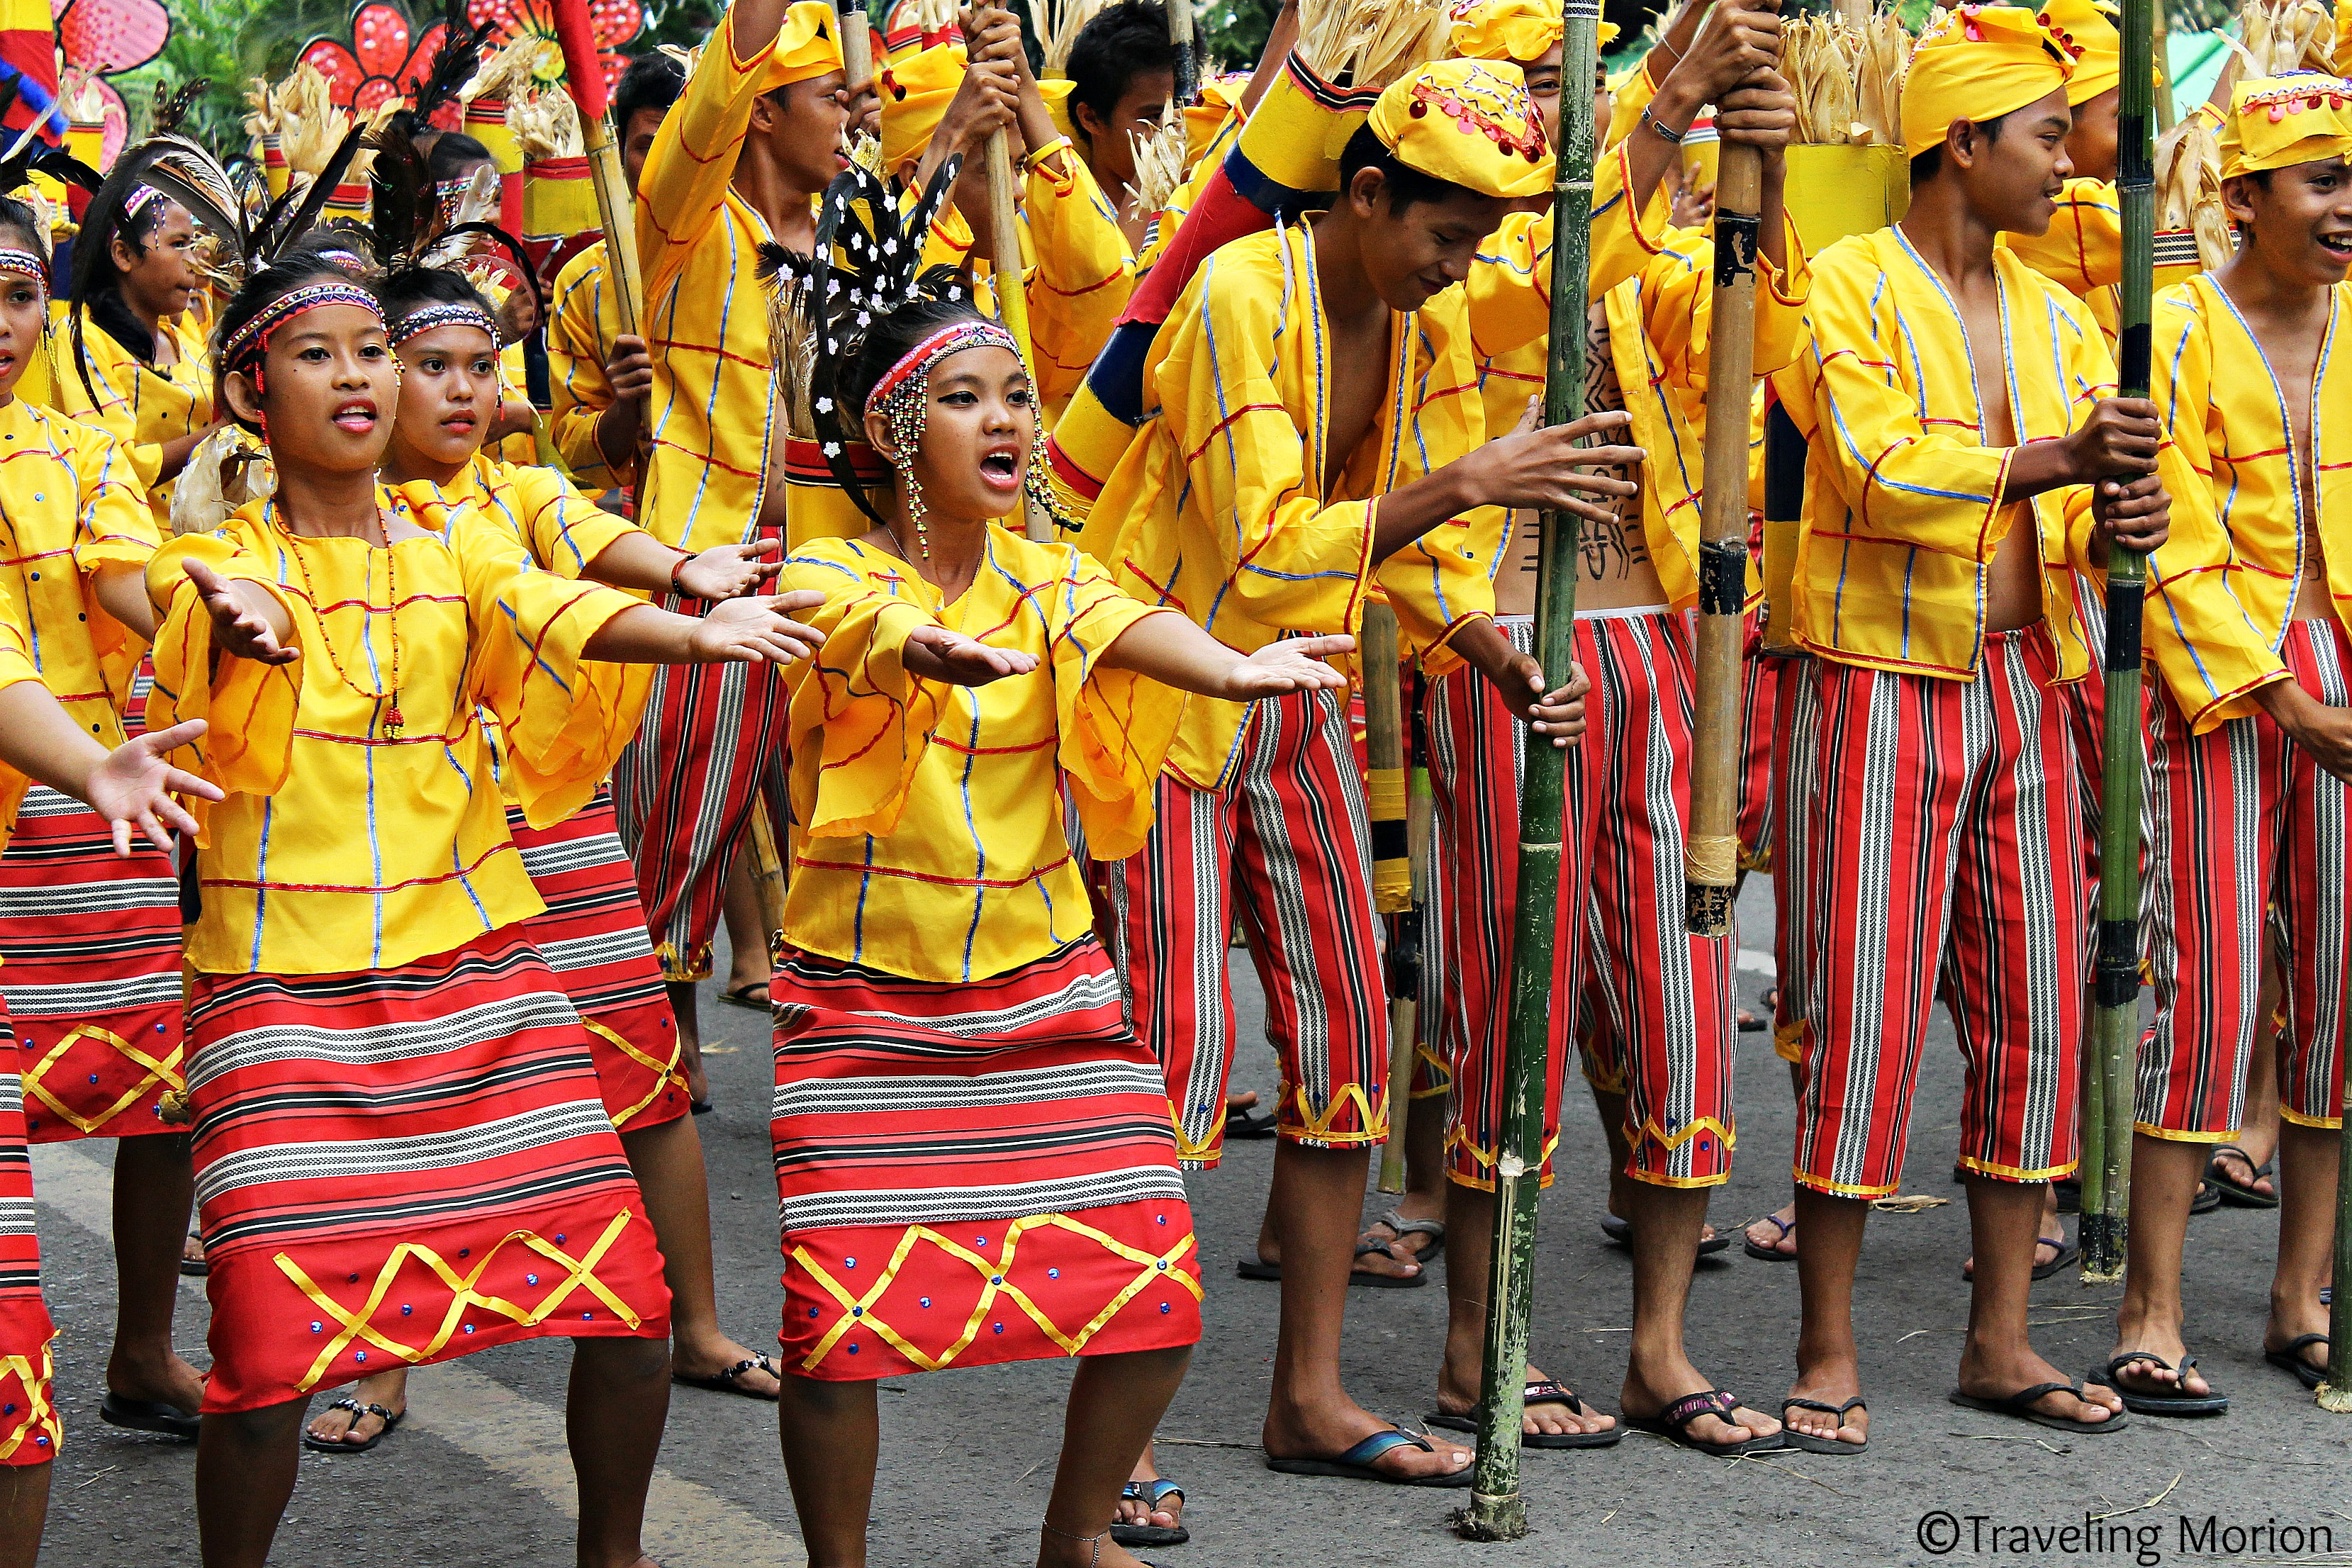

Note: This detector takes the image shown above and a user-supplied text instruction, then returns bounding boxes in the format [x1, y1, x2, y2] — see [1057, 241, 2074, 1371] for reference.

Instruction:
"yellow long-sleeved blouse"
[0, 398, 158, 744]
[42, 310, 211, 518]
[2143, 274, 2351, 733]
[1771, 226, 2112, 683]
[1076, 223, 1503, 791]
[0, 598, 44, 843]
[145, 486, 649, 975]
[635, 9, 800, 551]
[775, 527, 1181, 982]
[549, 238, 628, 493]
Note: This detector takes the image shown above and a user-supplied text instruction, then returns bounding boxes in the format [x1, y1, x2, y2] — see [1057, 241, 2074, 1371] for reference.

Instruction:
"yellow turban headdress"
[2219, 72, 2352, 179]
[773, 0, 846, 88]
[1445, 0, 1615, 63]
[1367, 58, 1551, 200]
[2035, 0, 2119, 105]
[1900, 5, 2074, 157]
[879, 43, 964, 171]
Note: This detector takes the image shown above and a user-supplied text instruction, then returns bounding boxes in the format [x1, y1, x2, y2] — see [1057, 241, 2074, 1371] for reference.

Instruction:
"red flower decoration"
[298, 1, 452, 114]
[465, 0, 644, 98]
[52, 0, 171, 77]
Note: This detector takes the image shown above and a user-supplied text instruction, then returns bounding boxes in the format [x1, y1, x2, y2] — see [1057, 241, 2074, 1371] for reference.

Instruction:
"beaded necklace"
[272, 503, 410, 738]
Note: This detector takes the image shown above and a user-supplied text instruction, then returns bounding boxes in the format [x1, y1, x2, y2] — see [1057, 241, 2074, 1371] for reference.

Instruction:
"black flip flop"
[1626, 1389, 1784, 1455]
[1601, 1213, 1732, 1256]
[1265, 1426, 1474, 1486]
[1110, 1478, 1187, 1548]
[99, 1393, 198, 1441]
[715, 982, 771, 1013]
[179, 1230, 208, 1278]
[1426, 1379, 1624, 1450]
[1743, 1214, 1797, 1262]
[1949, 1381, 2129, 1434]
[1349, 1209, 1439, 1288]
[691, 1099, 713, 1115]
[1961, 1233, 2077, 1282]
[301, 1398, 404, 1454]
[2191, 1180, 2222, 1214]
[1224, 1102, 1277, 1139]
[2265, 1333, 2330, 1391]
[2088, 1352, 2229, 1416]
[1737, 987, 1779, 1033]
[1236, 1257, 1283, 1282]
[1780, 1396, 1866, 1454]
[2207, 1144, 2280, 1208]
[673, 1355, 780, 1400]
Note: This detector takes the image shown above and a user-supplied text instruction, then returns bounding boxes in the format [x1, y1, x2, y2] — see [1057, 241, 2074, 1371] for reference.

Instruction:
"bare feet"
[1353, 1196, 1443, 1282]
[1784, 1352, 1870, 1447]
[1625, 1355, 1777, 1449]
[1956, 1342, 2122, 1426]
[1264, 1394, 1472, 1480]
[303, 1371, 408, 1450]
[1745, 1204, 1797, 1258]
[1433, 1361, 1615, 1442]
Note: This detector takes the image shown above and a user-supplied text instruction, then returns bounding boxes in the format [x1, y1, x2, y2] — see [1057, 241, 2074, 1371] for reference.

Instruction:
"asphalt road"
[30, 878, 2352, 1567]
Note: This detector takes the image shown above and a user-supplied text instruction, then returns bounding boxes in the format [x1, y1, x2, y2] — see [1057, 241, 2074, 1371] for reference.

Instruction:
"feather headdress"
[357, 125, 542, 334]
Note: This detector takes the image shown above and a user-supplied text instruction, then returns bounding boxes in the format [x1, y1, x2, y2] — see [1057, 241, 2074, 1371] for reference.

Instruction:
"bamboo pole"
[1681, 141, 1762, 939]
[1168, 0, 1197, 107]
[2081, 0, 2157, 1284]
[836, 0, 875, 91]
[1380, 726, 1433, 1192]
[2324, 1109, 2352, 1410]
[1455, 0, 1598, 1541]
[983, 130, 1054, 542]
[551, 0, 643, 337]
[1359, 603, 1414, 1194]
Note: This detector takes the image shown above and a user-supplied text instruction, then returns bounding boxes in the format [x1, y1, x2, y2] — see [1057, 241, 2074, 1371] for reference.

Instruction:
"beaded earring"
[881, 382, 931, 561]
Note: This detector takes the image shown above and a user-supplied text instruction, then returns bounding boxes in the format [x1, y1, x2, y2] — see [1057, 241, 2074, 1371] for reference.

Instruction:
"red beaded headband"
[862, 318, 1021, 417]
[220, 280, 384, 377]
[0, 248, 48, 296]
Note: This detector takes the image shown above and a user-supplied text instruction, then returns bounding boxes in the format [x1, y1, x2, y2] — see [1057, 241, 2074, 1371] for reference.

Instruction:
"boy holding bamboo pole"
[1771, 4, 2169, 1448]
[2102, 74, 2352, 1413]
[1421, 0, 1808, 1455]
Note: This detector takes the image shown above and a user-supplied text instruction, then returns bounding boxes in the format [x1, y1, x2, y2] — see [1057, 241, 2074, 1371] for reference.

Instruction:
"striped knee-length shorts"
[1095, 685, 1388, 1168]
[771, 936, 1202, 1379]
[1427, 610, 1735, 1191]
[508, 789, 689, 1132]
[1779, 630, 2088, 1198]
[2137, 618, 2351, 1138]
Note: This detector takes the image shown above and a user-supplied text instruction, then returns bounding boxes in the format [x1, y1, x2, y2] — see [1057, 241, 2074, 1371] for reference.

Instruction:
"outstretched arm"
[0, 685, 220, 853]
[1099, 613, 1353, 701]
[581, 589, 828, 665]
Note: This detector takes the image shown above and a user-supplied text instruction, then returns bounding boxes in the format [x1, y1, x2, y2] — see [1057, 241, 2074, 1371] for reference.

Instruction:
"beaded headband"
[0, 248, 49, 296]
[220, 280, 385, 376]
[391, 301, 501, 347]
[123, 185, 164, 223]
[863, 319, 1021, 418]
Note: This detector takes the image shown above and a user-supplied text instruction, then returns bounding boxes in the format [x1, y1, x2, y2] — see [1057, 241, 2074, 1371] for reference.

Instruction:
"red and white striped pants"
[1094, 686, 1388, 1169]
[610, 570, 787, 983]
[1779, 630, 2089, 1197]
[1427, 610, 1735, 1190]
[2139, 618, 2351, 1137]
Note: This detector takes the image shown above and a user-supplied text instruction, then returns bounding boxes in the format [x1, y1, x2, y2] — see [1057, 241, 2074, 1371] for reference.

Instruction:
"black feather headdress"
[410, 4, 496, 130]
[359, 127, 542, 333]
[803, 152, 968, 526]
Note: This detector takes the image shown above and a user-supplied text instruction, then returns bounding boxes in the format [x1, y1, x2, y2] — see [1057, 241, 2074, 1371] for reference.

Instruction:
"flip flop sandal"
[1265, 1426, 1474, 1486]
[715, 982, 771, 1013]
[1949, 1381, 2129, 1434]
[1627, 1389, 1784, 1455]
[180, 1230, 208, 1278]
[691, 1099, 713, 1115]
[673, 1355, 781, 1400]
[1224, 1102, 1277, 1139]
[301, 1399, 404, 1455]
[1109, 1479, 1188, 1548]
[2087, 1352, 2229, 1416]
[1235, 1257, 1284, 1282]
[100, 1392, 199, 1441]
[1961, 1234, 2077, 1282]
[1426, 1379, 1624, 1450]
[1780, 1396, 1867, 1455]
[2191, 1180, 2222, 1215]
[1345, 1215, 1435, 1288]
[1736, 987, 1780, 1033]
[2206, 1144, 2280, 1209]
[1601, 1213, 1730, 1255]
[1743, 1214, 1798, 1262]
[2264, 1333, 2330, 1391]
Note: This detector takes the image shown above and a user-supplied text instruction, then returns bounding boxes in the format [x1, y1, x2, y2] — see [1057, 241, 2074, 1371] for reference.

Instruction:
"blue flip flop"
[1266, 1426, 1474, 1487]
[1110, 1478, 1188, 1547]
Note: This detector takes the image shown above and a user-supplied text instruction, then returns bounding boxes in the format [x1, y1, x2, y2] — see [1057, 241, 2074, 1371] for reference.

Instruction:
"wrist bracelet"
[669, 550, 695, 598]
[1642, 104, 1686, 145]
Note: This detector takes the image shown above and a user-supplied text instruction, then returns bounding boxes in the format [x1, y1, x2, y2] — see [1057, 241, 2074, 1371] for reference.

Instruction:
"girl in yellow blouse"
[300, 259, 792, 1454]
[772, 279, 1353, 1563]
[144, 245, 824, 1566]
[54, 165, 223, 518]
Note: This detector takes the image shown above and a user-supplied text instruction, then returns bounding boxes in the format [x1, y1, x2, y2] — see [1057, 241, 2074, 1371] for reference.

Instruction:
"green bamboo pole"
[2081, 0, 2156, 1284]
[2322, 1111, 2352, 1410]
[1453, 0, 1596, 1541]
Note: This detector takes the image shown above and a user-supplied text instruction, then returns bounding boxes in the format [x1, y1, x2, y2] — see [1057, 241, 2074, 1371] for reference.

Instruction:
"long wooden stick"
[2081, 0, 2156, 1284]
[1456, 0, 1598, 1541]
[1682, 141, 1762, 938]
[984, 129, 1053, 542]
[1168, 0, 1197, 107]
[552, 0, 642, 338]
[1358, 603, 1414, 1194]
[1380, 728, 1433, 1192]
[836, 0, 874, 91]
[2324, 1110, 2352, 1410]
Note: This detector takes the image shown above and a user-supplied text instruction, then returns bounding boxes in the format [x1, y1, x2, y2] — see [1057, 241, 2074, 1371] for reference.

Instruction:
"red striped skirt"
[0, 1011, 58, 1465]
[508, 790, 688, 1132]
[772, 938, 1202, 1381]
[0, 788, 185, 1141]
[187, 929, 671, 1413]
